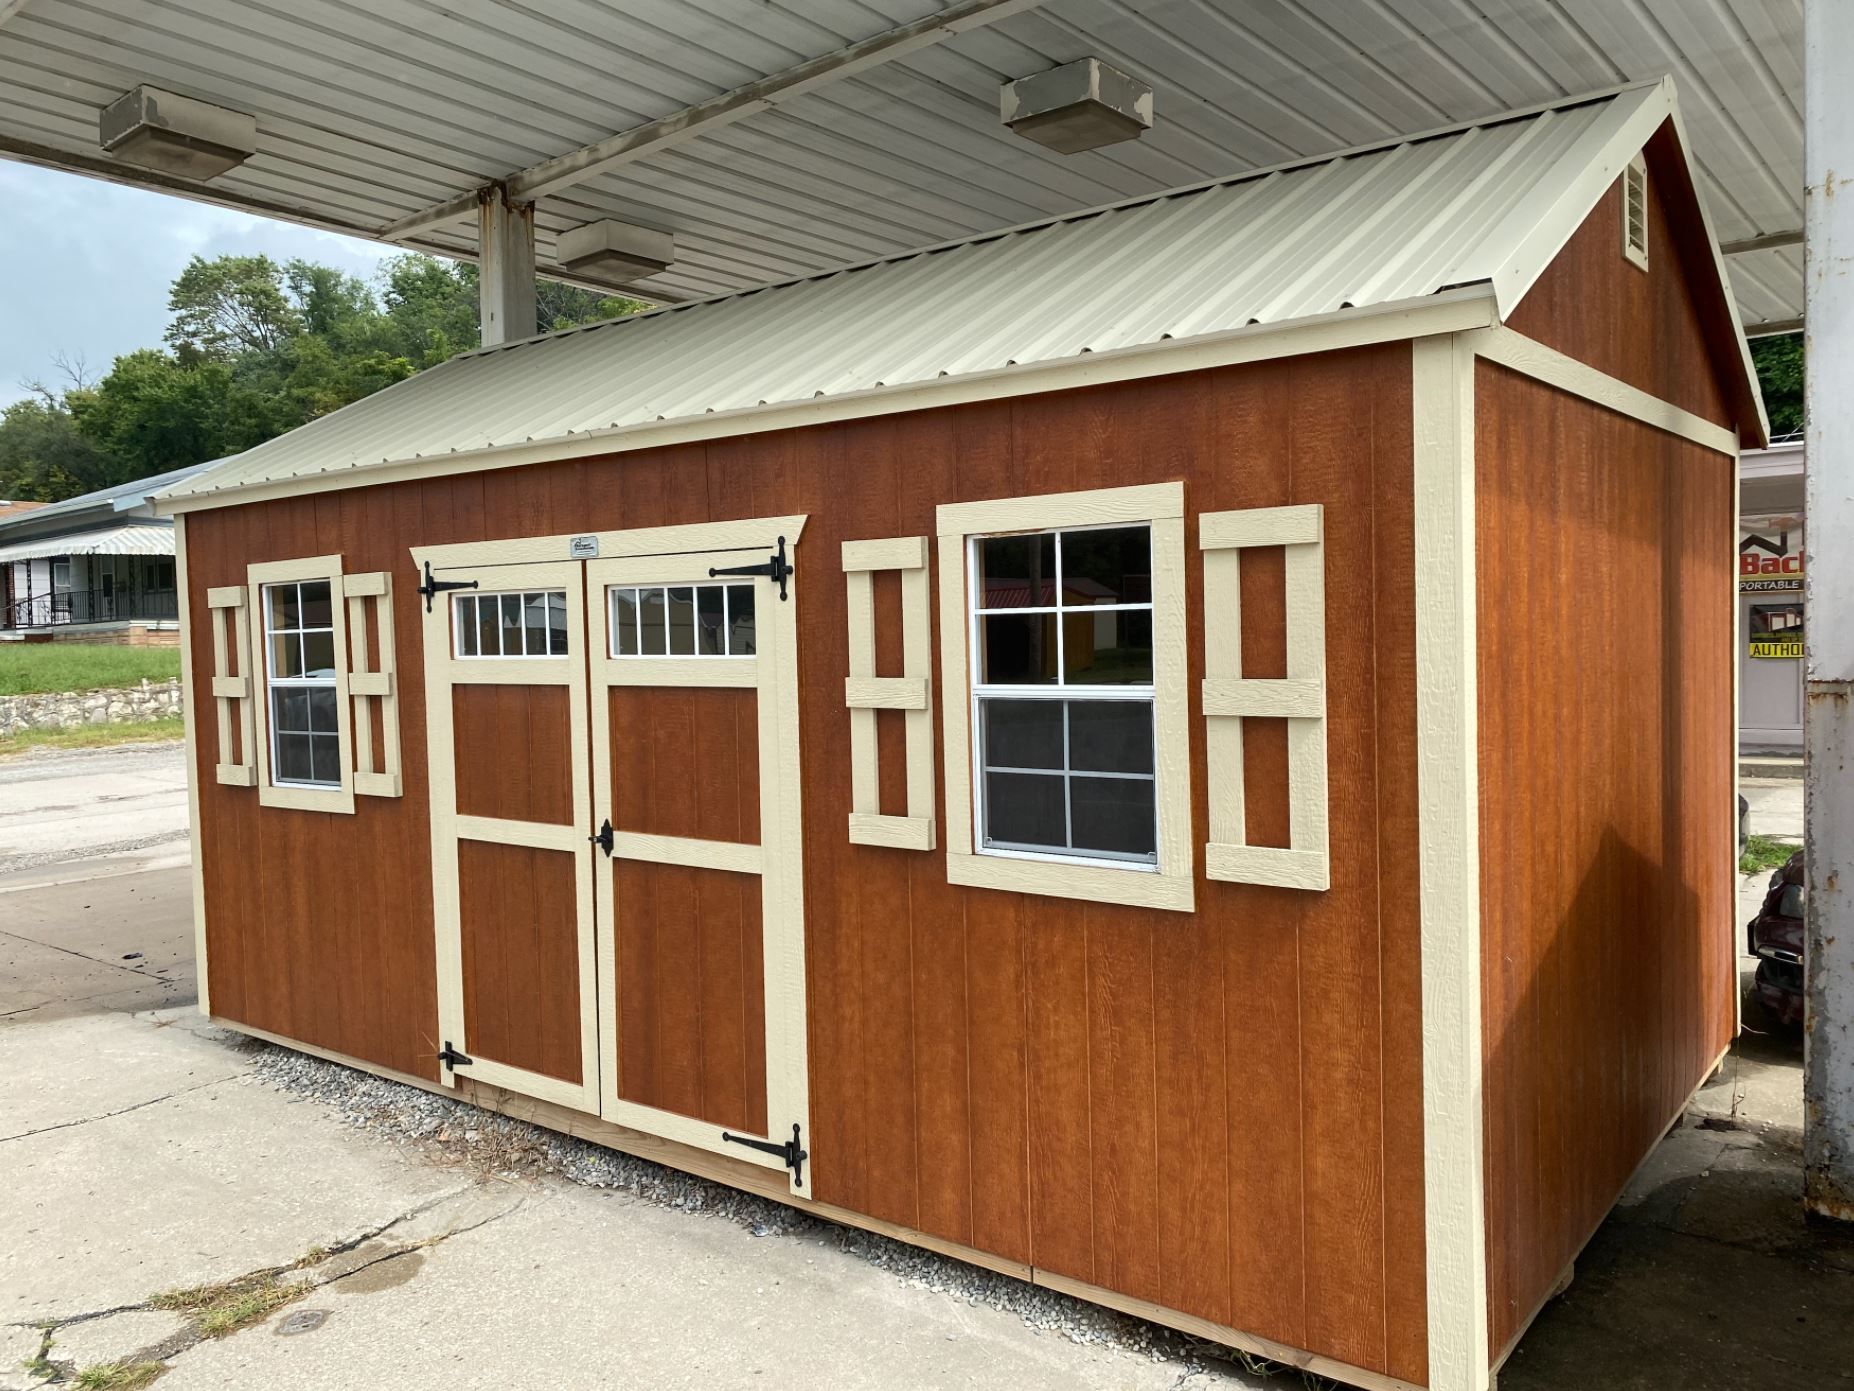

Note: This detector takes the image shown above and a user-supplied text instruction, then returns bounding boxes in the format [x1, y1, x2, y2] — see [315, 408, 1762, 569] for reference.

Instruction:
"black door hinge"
[418, 560, 479, 613]
[438, 1041, 474, 1070]
[709, 536, 792, 601]
[590, 818, 614, 857]
[722, 1122, 807, 1185]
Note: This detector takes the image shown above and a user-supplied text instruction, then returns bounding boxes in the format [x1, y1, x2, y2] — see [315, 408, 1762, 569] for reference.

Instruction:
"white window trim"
[936, 481, 1193, 913]
[452, 588, 572, 660]
[247, 554, 355, 815]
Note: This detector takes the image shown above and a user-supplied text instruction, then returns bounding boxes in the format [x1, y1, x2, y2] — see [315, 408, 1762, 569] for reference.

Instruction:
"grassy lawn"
[0, 643, 181, 695]
[1741, 833, 1799, 876]
[0, 715, 184, 757]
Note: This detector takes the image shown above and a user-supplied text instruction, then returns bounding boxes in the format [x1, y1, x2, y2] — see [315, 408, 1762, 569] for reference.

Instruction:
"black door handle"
[591, 819, 613, 856]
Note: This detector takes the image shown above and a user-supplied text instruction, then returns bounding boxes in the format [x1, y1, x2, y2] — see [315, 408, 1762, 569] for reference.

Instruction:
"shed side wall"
[1504, 122, 1734, 432]
[184, 346, 1427, 1385]
[1474, 360, 1736, 1360]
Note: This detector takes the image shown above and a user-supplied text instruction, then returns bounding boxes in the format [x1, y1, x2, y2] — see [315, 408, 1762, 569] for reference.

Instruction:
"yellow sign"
[1750, 640, 1803, 659]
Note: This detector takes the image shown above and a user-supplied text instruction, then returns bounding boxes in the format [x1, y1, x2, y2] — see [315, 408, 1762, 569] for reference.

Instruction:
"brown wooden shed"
[156, 79, 1765, 1391]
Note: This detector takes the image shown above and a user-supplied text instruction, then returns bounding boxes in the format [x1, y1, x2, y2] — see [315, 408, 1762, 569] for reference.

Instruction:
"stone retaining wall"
[0, 678, 185, 736]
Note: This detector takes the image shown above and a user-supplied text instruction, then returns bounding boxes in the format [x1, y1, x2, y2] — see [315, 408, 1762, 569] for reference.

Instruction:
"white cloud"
[0, 161, 401, 406]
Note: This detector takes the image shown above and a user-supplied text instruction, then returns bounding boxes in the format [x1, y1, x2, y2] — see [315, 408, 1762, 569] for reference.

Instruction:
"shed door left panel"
[421, 560, 600, 1114]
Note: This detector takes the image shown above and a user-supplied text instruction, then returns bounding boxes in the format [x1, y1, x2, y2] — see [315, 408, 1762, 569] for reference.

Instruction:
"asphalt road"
[0, 741, 190, 876]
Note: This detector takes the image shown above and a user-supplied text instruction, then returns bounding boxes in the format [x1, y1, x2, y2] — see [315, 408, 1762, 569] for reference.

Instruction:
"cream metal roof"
[159, 82, 1758, 507]
[0, 0, 1804, 330]
[0, 522, 176, 564]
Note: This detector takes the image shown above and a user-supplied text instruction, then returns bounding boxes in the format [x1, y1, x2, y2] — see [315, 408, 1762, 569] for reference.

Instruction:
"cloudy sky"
[0, 160, 400, 408]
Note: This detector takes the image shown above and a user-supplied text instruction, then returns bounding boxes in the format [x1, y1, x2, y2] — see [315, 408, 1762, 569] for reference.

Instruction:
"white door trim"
[585, 537, 812, 1195]
[413, 554, 602, 1116]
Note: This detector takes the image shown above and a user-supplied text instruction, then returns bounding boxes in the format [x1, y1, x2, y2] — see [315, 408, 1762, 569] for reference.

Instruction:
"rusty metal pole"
[477, 184, 537, 348]
[1803, 0, 1854, 1223]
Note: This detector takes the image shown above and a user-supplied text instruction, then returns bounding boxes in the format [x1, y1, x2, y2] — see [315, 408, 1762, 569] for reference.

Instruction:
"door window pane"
[667, 587, 696, 655]
[477, 594, 500, 655]
[638, 588, 668, 654]
[610, 582, 756, 659]
[524, 592, 550, 654]
[614, 589, 639, 655]
[548, 592, 569, 655]
[499, 594, 523, 654]
[456, 595, 478, 656]
[696, 586, 726, 654]
[727, 585, 755, 655]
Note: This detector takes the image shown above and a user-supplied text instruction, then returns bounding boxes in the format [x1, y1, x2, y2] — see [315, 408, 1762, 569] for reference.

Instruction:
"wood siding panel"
[457, 840, 583, 1085]
[185, 345, 1425, 1380]
[452, 684, 575, 826]
[1504, 123, 1733, 431]
[1475, 361, 1736, 1361]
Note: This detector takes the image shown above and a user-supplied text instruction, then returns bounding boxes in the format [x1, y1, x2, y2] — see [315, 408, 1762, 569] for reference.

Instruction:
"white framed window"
[969, 525, 1158, 868]
[937, 482, 1193, 913]
[609, 581, 755, 657]
[247, 554, 354, 814]
[263, 578, 341, 788]
[454, 590, 569, 658]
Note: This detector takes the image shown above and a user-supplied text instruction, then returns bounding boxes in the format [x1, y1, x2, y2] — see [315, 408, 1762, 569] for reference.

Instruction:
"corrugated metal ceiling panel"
[0, 0, 1803, 321]
[162, 89, 1666, 500]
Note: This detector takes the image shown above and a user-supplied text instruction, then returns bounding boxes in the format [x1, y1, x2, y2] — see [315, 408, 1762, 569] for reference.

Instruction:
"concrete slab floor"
[1, 744, 1848, 1390]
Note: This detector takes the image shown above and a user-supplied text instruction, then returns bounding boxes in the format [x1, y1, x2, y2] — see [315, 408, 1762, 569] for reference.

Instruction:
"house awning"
[0, 523, 175, 564]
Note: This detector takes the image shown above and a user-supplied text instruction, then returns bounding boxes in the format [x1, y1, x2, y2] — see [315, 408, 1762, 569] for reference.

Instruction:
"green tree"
[5, 250, 648, 503]
[1750, 333, 1802, 437]
[165, 254, 303, 360]
[0, 392, 107, 500]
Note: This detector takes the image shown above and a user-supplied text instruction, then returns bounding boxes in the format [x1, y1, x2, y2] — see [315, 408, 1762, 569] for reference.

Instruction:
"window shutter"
[1199, 504, 1330, 890]
[206, 586, 257, 787]
[343, 571, 403, 798]
[841, 536, 935, 851]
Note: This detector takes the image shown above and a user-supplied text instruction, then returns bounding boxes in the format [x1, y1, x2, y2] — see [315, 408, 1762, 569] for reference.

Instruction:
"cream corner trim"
[935, 483, 1193, 913]
[1198, 503, 1330, 892]
[842, 535, 936, 852]
[175, 515, 210, 1016]
[1413, 334, 1490, 1391]
[205, 581, 257, 787]
[247, 554, 356, 815]
[343, 570, 403, 799]
[1467, 324, 1737, 457]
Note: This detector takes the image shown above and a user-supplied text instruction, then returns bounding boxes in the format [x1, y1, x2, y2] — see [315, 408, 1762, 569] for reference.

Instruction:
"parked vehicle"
[1747, 849, 1805, 1028]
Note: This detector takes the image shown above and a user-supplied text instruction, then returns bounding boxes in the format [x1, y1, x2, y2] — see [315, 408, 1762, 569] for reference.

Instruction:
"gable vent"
[1623, 155, 1649, 271]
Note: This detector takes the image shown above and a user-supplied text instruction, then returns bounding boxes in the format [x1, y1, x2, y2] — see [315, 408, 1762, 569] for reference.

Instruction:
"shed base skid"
[215, 1017, 1421, 1391]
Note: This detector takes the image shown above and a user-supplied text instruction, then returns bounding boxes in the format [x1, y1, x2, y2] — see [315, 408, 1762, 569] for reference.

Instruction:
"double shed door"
[416, 521, 810, 1194]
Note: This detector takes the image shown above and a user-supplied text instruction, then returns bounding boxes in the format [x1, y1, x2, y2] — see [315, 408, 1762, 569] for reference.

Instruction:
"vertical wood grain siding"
[185, 346, 1426, 1384]
[458, 840, 584, 1084]
[1475, 362, 1735, 1361]
[1504, 125, 1734, 432]
[610, 686, 767, 1134]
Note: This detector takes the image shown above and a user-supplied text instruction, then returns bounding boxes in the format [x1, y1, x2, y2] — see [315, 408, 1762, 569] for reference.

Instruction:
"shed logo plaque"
[569, 535, 599, 559]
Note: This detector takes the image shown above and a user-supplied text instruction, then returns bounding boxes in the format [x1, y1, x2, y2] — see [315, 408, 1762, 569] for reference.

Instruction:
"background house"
[0, 461, 214, 644]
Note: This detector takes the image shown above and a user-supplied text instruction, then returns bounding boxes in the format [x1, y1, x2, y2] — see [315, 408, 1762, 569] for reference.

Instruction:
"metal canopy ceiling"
[0, 0, 1803, 329]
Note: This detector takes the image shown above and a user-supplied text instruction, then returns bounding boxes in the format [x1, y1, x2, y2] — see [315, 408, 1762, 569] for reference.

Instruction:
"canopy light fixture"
[554, 220, 675, 283]
[98, 86, 257, 181]
[1001, 57, 1152, 155]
